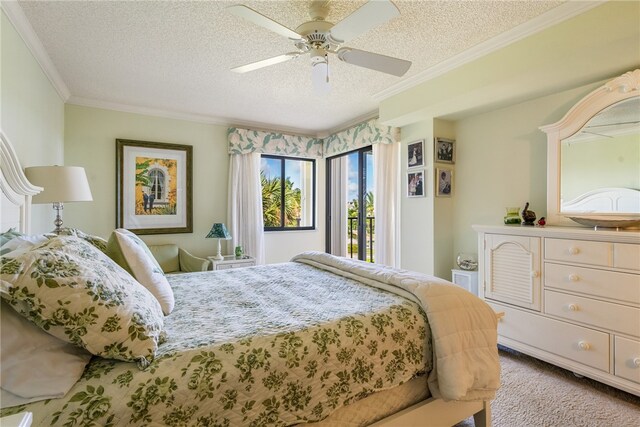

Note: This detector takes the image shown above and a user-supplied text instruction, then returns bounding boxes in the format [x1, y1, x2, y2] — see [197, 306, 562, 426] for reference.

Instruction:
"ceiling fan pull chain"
[325, 53, 329, 83]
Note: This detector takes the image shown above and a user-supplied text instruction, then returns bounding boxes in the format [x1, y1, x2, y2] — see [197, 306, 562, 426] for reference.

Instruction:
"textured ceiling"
[17, 0, 565, 134]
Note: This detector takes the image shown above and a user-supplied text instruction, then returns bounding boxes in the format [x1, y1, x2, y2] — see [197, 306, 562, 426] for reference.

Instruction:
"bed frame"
[0, 131, 491, 426]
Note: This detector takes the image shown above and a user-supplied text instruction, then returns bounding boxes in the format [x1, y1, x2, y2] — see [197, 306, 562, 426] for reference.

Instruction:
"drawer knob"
[567, 303, 579, 312]
[568, 247, 580, 255]
[634, 358, 640, 368]
[531, 270, 540, 278]
[568, 273, 580, 282]
[578, 341, 590, 351]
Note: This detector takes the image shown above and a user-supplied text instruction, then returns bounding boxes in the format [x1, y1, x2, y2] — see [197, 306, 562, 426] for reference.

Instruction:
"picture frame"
[435, 137, 455, 164]
[407, 169, 426, 198]
[436, 167, 453, 197]
[407, 139, 425, 168]
[116, 139, 193, 234]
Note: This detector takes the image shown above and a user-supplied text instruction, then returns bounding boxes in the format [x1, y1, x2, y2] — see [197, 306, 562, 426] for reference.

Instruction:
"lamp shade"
[206, 223, 231, 239]
[25, 166, 93, 204]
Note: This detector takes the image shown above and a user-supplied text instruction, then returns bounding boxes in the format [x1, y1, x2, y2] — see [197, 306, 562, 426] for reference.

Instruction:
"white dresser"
[474, 225, 640, 396]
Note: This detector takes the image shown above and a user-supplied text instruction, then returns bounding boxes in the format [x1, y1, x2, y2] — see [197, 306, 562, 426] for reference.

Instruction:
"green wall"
[1, 10, 65, 233]
[63, 104, 325, 262]
[64, 105, 229, 257]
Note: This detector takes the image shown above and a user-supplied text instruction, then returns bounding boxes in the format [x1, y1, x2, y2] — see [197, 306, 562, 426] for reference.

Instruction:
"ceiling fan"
[228, 0, 412, 92]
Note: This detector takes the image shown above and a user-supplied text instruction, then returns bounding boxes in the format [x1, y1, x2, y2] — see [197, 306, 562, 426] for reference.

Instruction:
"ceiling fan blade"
[227, 5, 302, 40]
[337, 48, 411, 77]
[311, 62, 330, 94]
[232, 53, 300, 73]
[329, 0, 399, 44]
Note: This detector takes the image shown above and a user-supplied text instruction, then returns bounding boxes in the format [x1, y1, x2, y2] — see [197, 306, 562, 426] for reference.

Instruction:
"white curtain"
[329, 156, 348, 256]
[227, 153, 265, 264]
[373, 142, 399, 267]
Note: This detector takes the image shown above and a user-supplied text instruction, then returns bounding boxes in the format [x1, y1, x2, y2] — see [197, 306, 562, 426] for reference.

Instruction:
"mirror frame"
[540, 69, 640, 227]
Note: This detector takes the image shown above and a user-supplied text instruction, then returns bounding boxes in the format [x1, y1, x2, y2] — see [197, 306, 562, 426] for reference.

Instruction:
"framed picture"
[116, 139, 193, 234]
[436, 167, 453, 197]
[407, 169, 425, 198]
[435, 137, 455, 164]
[407, 139, 424, 168]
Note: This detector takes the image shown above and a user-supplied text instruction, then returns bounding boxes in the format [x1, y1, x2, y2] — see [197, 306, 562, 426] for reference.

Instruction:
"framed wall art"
[407, 169, 425, 198]
[116, 139, 193, 234]
[436, 167, 453, 197]
[407, 139, 424, 168]
[435, 137, 455, 164]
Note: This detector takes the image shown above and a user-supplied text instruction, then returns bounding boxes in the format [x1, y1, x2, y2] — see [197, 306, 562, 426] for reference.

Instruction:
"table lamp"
[24, 165, 93, 234]
[206, 222, 231, 260]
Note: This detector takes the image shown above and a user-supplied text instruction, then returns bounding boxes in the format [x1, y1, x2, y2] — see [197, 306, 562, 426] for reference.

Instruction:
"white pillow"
[106, 229, 175, 315]
[0, 301, 92, 408]
[0, 234, 49, 257]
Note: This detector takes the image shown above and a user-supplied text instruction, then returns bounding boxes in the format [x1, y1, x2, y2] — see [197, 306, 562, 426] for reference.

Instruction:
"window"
[260, 155, 316, 231]
[325, 147, 374, 262]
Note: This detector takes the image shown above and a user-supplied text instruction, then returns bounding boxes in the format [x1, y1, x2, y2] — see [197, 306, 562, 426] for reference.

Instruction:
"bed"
[0, 132, 499, 426]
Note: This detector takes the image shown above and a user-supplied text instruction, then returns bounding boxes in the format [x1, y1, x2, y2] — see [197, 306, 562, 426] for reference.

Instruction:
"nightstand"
[451, 269, 478, 296]
[208, 255, 256, 271]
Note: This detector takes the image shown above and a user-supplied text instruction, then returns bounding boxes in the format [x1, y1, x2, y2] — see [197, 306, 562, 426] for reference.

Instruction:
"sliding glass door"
[326, 147, 374, 262]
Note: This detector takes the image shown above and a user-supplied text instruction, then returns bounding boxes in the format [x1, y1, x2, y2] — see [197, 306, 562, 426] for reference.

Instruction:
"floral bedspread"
[2, 262, 431, 426]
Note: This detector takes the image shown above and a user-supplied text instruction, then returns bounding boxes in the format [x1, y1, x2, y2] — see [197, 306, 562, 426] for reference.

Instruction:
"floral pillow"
[0, 228, 25, 255]
[106, 229, 175, 315]
[0, 236, 165, 368]
[55, 228, 108, 254]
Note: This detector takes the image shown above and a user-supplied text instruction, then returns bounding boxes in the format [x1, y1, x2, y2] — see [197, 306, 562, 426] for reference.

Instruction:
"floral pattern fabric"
[323, 118, 398, 157]
[227, 118, 399, 159]
[0, 236, 165, 367]
[0, 262, 431, 426]
[228, 128, 324, 158]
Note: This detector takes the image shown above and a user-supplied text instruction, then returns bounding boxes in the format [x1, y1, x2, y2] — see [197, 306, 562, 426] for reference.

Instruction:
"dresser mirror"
[541, 69, 640, 228]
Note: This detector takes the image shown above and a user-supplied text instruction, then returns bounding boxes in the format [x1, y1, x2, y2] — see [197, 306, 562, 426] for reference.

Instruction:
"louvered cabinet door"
[484, 234, 541, 311]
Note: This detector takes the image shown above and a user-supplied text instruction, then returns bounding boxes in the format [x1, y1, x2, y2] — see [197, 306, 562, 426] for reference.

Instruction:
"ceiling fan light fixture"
[311, 61, 330, 94]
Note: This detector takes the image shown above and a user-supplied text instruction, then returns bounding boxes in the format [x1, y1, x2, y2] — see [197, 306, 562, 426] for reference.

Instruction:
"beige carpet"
[456, 348, 640, 427]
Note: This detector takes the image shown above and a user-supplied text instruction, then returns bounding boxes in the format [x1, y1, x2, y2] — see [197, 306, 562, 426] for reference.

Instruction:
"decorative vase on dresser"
[474, 224, 640, 395]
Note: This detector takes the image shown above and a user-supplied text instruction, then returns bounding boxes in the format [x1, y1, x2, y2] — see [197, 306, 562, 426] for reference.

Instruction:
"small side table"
[208, 255, 256, 271]
[451, 269, 479, 296]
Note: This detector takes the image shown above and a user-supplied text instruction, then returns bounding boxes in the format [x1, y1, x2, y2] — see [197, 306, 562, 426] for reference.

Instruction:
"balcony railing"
[348, 216, 375, 263]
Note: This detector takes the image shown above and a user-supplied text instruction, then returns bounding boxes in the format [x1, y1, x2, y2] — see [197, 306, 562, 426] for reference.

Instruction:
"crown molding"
[67, 96, 321, 137]
[1, 0, 70, 101]
[372, 1, 605, 102]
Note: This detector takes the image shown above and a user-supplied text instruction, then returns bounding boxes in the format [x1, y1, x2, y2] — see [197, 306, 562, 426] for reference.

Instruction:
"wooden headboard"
[0, 131, 42, 233]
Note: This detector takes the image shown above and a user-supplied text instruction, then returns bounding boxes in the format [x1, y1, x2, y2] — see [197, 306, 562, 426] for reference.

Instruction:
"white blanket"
[292, 251, 501, 401]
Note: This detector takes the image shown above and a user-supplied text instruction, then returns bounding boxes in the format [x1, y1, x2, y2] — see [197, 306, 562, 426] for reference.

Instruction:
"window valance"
[323, 118, 399, 158]
[227, 127, 323, 158]
[228, 118, 399, 158]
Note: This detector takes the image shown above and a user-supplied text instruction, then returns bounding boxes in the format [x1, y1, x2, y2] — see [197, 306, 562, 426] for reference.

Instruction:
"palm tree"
[261, 172, 302, 227]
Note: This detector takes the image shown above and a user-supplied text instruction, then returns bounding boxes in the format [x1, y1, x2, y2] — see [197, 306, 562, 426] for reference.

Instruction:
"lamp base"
[213, 239, 224, 260]
[53, 202, 64, 234]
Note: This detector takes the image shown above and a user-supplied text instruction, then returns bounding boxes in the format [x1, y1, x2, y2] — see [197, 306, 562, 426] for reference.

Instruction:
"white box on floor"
[451, 269, 478, 296]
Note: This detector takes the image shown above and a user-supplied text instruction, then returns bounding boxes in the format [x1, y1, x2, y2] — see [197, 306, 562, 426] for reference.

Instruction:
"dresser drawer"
[489, 302, 609, 372]
[615, 336, 640, 384]
[545, 238, 612, 267]
[545, 290, 640, 337]
[545, 263, 640, 304]
[614, 243, 640, 272]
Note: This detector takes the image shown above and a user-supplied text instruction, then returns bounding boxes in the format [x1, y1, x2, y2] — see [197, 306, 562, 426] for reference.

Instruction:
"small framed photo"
[435, 137, 455, 164]
[407, 169, 425, 198]
[116, 139, 193, 234]
[407, 139, 424, 168]
[436, 167, 453, 197]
